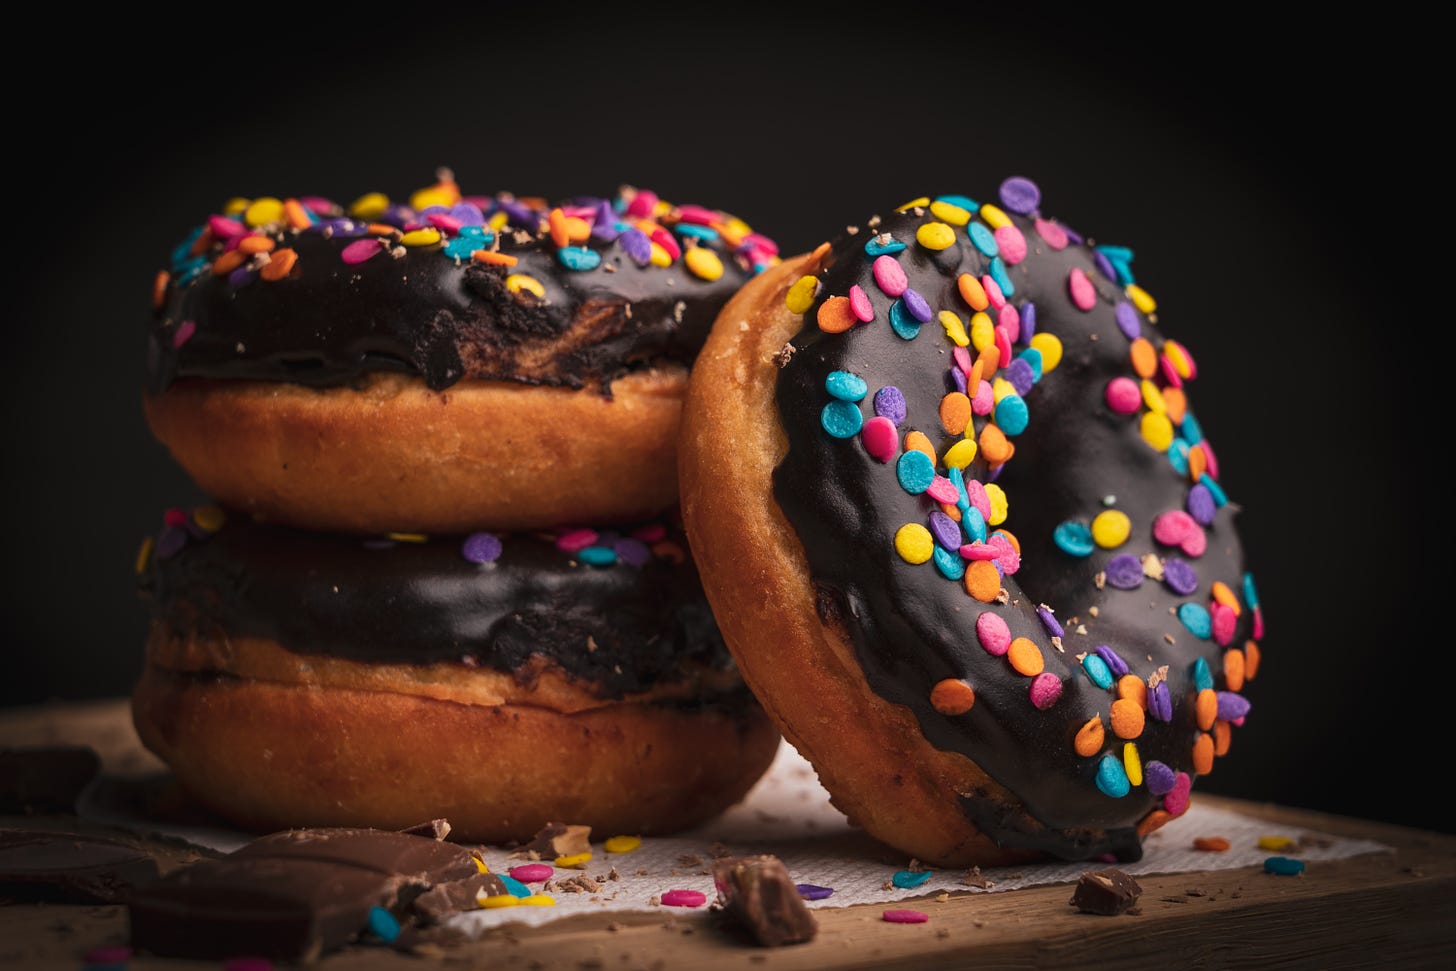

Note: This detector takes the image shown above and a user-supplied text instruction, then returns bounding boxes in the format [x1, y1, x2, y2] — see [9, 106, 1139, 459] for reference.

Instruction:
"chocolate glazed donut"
[680, 178, 1262, 867]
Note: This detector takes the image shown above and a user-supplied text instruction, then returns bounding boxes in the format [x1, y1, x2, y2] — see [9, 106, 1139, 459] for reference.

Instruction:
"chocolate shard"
[1069, 867, 1143, 915]
[1, 828, 161, 903]
[398, 818, 452, 841]
[0, 746, 102, 813]
[411, 872, 510, 925]
[128, 827, 480, 961]
[524, 822, 591, 858]
[710, 854, 818, 947]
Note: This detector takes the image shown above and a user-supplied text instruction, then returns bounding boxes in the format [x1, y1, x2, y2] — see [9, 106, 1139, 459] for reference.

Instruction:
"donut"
[143, 171, 779, 534]
[679, 178, 1262, 867]
[131, 507, 780, 842]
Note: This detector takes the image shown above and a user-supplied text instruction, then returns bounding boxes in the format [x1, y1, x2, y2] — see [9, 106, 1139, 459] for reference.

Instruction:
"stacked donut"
[133, 171, 782, 842]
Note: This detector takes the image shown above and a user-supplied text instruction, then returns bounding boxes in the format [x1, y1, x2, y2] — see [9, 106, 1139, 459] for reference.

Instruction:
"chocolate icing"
[146, 186, 772, 395]
[772, 198, 1255, 861]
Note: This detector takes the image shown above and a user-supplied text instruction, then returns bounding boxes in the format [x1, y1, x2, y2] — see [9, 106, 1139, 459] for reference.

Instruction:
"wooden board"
[4, 699, 1454, 970]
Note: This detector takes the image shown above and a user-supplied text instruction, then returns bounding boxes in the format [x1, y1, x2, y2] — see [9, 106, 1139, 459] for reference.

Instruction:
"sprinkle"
[1145, 761, 1176, 796]
[557, 246, 602, 271]
[1074, 717, 1105, 757]
[874, 386, 907, 424]
[917, 221, 957, 251]
[904, 430, 936, 463]
[998, 176, 1041, 214]
[1054, 521, 1095, 557]
[478, 893, 520, 909]
[509, 863, 554, 883]
[892, 869, 934, 890]
[1091, 510, 1131, 548]
[473, 250, 518, 267]
[1178, 603, 1213, 638]
[930, 678, 976, 715]
[933, 545, 966, 580]
[368, 906, 400, 943]
[1191, 656, 1215, 692]
[1114, 301, 1142, 340]
[798, 884, 835, 901]
[1029, 672, 1062, 710]
[861, 416, 898, 462]
[1263, 857, 1305, 876]
[1164, 771, 1193, 815]
[786, 275, 820, 314]
[578, 546, 618, 567]
[1028, 333, 1062, 373]
[1096, 754, 1131, 797]
[957, 273, 989, 311]
[902, 288, 932, 323]
[983, 482, 1008, 526]
[1149, 681, 1173, 722]
[994, 225, 1028, 265]
[873, 255, 908, 296]
[1243, 572, 1261, 610]
[816, 294, 859, 334]
[1193, 836, 1231, 852]
[554, 853, 592, 869]
[1126, 283, 1157, 314]
[964, 560, 1001, 602]
[820, 400, 863, 439]
[462, 532, 503, 564]
[864, 233, 906, 256]
[661, 889, 707, 908]
[896, 450, 936, 494]
[1007, 637, 1044, 677]
[1217, 691, 1251, 722]
[1095, 645, 1129, 678]
[1067, 267, 1097, 310]
[1117, 674, 1146, 710]
[965, 221, 997, 257]
[1105, 377, 1142, 415]
[826, 370, 868, 401]
[1104, 554, 1144, 590]
[976, 612, 1011, 656]
[895, 524, 935, 564]
[929, 199, 971, 225]
[556, 528, 598, 552]
[1153, 510, 1206, 556]
[989, 257, 1015, 297]
[883, 909, 929, 924]
[938, 392, 972, 435]
[1191, 732, 1215, 774]
[1110, 698, 1145, 740]
[520, 895, 556, 906]
[994, 394, 1029, 436]
[685, 246, 724, 281]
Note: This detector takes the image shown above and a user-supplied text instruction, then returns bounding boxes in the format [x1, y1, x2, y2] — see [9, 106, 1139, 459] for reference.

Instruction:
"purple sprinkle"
[1036, 604, 1064, 639]
[1145, 760, 1177, 796]
[1114, 301, 1141, 340]
[1062, 224, 1085, 246]
[1006, 357, 1036, 396]
[1187, 484, 1217, 526]
[310, 217, 366, 238]
[418, 204, 449, 219]
[619, 227, 652, 265]
[461, 532, 503, 564]
[1163, 558, 1200, 596]
[998, 176, 1041, 215]
[1019, 302, 1036, 342]
[155, 524, 188, 560]
[928, 511, 962, 551]
[228, 265, 257, 288]
[1149, 681, 1173, 722]
[988, 462, 1004, 483]
[1093, 249, 1117, 282]
[590, 200, 620, 241]
[1095, 645, 1129, 678]
[449, 201, 486, 226]
[949, 366, 967, 394]
[612, 537, 652, 566]
[499, 198, 538, 227]
[1216, 691, 1251, 722]
[382, 203, 414, 227]
[902, 287, 932, 322]
[874, 386, 907, 425]
[1103, 554, 1144, 590]
[797, 884, 834, 901]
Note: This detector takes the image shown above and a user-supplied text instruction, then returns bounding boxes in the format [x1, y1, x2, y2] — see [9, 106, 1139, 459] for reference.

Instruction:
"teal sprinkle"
[1082, 653, 1114, 690]
[1054, 521, 1095, 557]
[1095, 754, 1131, 798]
[864, 234, 907, 257]
[578, 546, 618, 567]
[1017, 347, 1044, 382]
[1097, 244, 1135, 263]
[170, 227, 204, 268]
[174, 262, 207, 286]
[457, 225, 490, 238]
[1180, 411, 1204, 445]
[888, 300, 921, 340]
[892, 870, 933, 889]
[962, 506, 987, 544]
[933, 545, 965, 581]
[948, 466, 970, 513]
[1192, 656, 1214, 692]
[825, 370, 868, 402]
[995, 394, 1029, 436]
[1167, 439, 1191, 476]
[557, 246, 602, 271]
[676, 223, 719, 241]
[968, 221, 999, 257]
[1243, 573, 1260, 610]
[368, 906, 401, 943]
[1200, 473, 1228, 506]
[499, 875, 532, 898]
[171, 254, 206, 277]
[989, 256, 1014, 296]
[1178, 602, 1213, 638]
[1263, 857, 1306, 876]
[896, 450, 936, 494]
[444, 236, 484, 260]
[820, 400, 864, 439]
[935, 194, 979, 211]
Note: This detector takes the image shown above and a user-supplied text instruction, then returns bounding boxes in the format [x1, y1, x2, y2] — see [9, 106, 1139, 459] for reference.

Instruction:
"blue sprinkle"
[1187, 484, 1218, 526]
[896, 450, 936, 494]
[1054, 521, 1095, 557]
[1082, 653, 1114, 690]
[1180, 411, 1204, 445]
[1019, 301, 1037, 342]
[171, 254, 206, 279]
[675, 223, 719, 241]
[368, 906, 400, 943]
[936, 193, 980, 211]
[558, 246, 602, 271]
[1166, 439, 1190, 476]
[461, 532, 503, 564]
[902, 287, 933, 322]
[444, 236, 484, 260]
[962, 506, 987, 544]
[797, 883, 835, 901]
[1006, 358, 1036, 397]
[874, 386, 907, 425]
[948, 466, 969, 512]
[820, 400, 864, 439]
[989, 256, 1014, 296]
[1200, 474, 1228, 507]
[889, 300, 921, 340]
[1016, 346, 1044, 383]
[1178, 602, 1213, 638]
[499, 875, 532, 898]
[928, 511, 962, 551]
[1192, 656, 1214, 692]
[1096, 645, 1129, 678]
[578, 545, 618, 567]
[1149, 681, 1173, 722]
[1096, 754, 1131, 798]
[995, 394, 1029, 436]
[968, 221, 999, 257]
[1243, 572, 1260, 610]
[825, 370, 868, 401]
[1114, 301, 1141, 340]
[1263, 857, 1306, 876]
[1097, 246, 1136, 286]
[619, 228, 652, 265]
[933, 545, 966, 580]
[1097, 244, 1135, 263]
[892, 870, 932, 889]
[864, 233, 907, 257]
[170, 226, 205, 268]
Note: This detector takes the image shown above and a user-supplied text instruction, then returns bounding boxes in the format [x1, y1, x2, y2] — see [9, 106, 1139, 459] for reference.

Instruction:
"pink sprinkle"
[556, 528, 600, 552]
[85, 946, 134, 963]
[994, 327, 1013, 373]
[1034, 217, 1069, 250]
[952, 345, 974, 378]
[960, 543, 1000, 561]
[631, 523, 667, 543]
[1210, 603, 1236, 646]
[648, 225, 681, 261]
[925, 476, 959, 504]
[300, 196, 338, 216]
[162, 507, 189, 527]
[997, 303, 1020, 343]
[883, 909, 929, 924]
[1068, 267, 1097, 311]
[509, 863, 554, 883]
[980, 275, 1006, 310]
[222, 232, 249, 253]
[1105, 377, 1142, 415]
[987, 533, 1020, 574]
[208, 214, 246, 240]
[427, 212, 464, 233]
[994, 224, 1028, 265]
[743, 232, 779, 257]
[173, 319, 197, 349]
[860, 416, 898, 463]
[1253, 606, 1265, 640]
[872, 255, 908, 297]
[1159, 353, 1185, 390]
[561, 204, 597, 220]
[341, 238, 383, 265]
[849, 284, 875, 322]
[1164, 771, 1192, 814]
[963, 479, 990, 521]
[976, 611, 1011, 656]
[676, 204, 718, 226]
[1153, 510, 1199, 548]
[660, 889, 707, 908]
[970, 380, 995, 416]
[1029, 672, 1063, 710]
[625, 189, 658, 219]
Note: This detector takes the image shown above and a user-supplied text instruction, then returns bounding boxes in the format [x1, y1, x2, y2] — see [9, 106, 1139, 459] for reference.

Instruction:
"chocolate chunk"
[128, 827, 481, 961]
[398, 818, 452, 841]
[0, 746, 102, 813]
[1, 828, 160, 903]
[524, 822, 591, 858]
[710, 855, 818, 947]
[411, 872, 509, 925]
[1069, 867, 1143, 915]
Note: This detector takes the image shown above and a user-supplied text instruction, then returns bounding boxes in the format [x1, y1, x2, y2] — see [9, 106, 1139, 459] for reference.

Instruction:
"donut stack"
[133, 172, 783, 842]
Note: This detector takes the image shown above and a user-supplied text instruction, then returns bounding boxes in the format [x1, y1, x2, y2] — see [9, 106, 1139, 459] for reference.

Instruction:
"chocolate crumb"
[710, 855, 817, 947]
[525, 823, 592, 858]
[960, 867, 994, 889]
[709, 842, 733, 859]
[1070, 868, 1143, 915]
[678, 854, 703, 868]
[773, 343, 796, 368]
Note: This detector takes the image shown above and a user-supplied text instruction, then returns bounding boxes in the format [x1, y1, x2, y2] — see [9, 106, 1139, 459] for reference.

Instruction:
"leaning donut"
[680, 178, 1262, 867]
[143, 172, 779, 534]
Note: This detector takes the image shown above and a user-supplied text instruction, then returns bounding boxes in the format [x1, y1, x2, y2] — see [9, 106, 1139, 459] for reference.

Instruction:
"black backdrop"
[4, 6, 1440, 834]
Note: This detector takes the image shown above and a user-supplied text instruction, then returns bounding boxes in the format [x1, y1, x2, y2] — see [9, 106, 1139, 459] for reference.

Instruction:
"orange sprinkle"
[366, 222, 400, 237]
[1193, 836, 1231, 852]
[940, 503, 962, 523]
[1224, 647, 1246, 693]
[211, 249, 246, 275]
[1117, 674, 1146, 710]
[1129, 337, 1158, 378]
[1213, 719, 1232, 757]
[548, 207, 571, 248]
[1006, 637, 1044, 677]
[957, 272, 989, 310]
[1211, 581, 1241, 614]
[939, 393, 973, 435]
[1244, 640, 1261, 680]
[152, 270, 169, 311]
[283, 198, 312, 230]
[1137, 809, 1174, 837]
[473, 250, 518, 267]
[978, 423, 1013, 464]
[1109, 698, 1146, 740]
[964, 560, 1001, 603]
[1192, 732, 1215, 775]
[189, 226, 214, 256]
[260, 247, 297, 281]
[904, 430, 937, 464]
[1074, 717, 1105, 757]
[1187, 444, 1208, 482]
[238, 235, 276, 254]
[650, 541, 685, 564]
[990, 528, 1020, 554]
[1195, 688, 1218, 731]
[930, 679, 976, 716]
[817, 295, 857, 334]
[968, 358, 985, 390]
[974, 343, 1001, 379]
[1161, 386, 1187, 424]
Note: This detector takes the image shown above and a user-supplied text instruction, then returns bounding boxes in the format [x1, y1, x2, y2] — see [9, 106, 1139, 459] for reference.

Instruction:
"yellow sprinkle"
[1028, 332, 1063, 372]
[969, 311, 995, 351]
[386, 532, 428, 543]
[721, 216, 752, 245]
[244, 197, 283, 228]
[1141, 379, 1167, 415]
[604, 835, 642, 854]
[471, 854, 490, 874]
[134, 535, 154, 575]
[916, 221, 956, 251]
[991, 377, 1016, 404]
[478, 893, 520, 909]
[488, 211, 510, 232]
[984, 483, 1008, 526]
[411, 184, 459, 211]
[1258, 835, 1297, 851]
[685, 246, 724, 281]
[979, 204, 1012, 229]
[649, 242, 672, 267]
[785, 275, 820, 314]
[896, 196, 931, 211]
[1123, 742, 1144, 787]
[1092, 509, 1132, 548]
[894, 523, 935, 564]
[1140, 411, 1175, 451]
[349, 192, 390, 220]
[938, 311, 969, 346]
[1164, 340, 1194, 379]
[1126, 283, 1157, 314]
[191, 505, 227, 533]
[554, 852, 592, 869]
[928, 200, 971, 226]
[943, 439, 978, 470]
[400, 228, 443, 247]
[505, 274, 546, 298]
[222, 197, 250, 216]
[519, 894, 556, 906]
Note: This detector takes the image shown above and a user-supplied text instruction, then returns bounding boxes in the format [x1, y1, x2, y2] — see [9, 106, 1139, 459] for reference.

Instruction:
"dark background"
[4, 7, 1438, 833]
